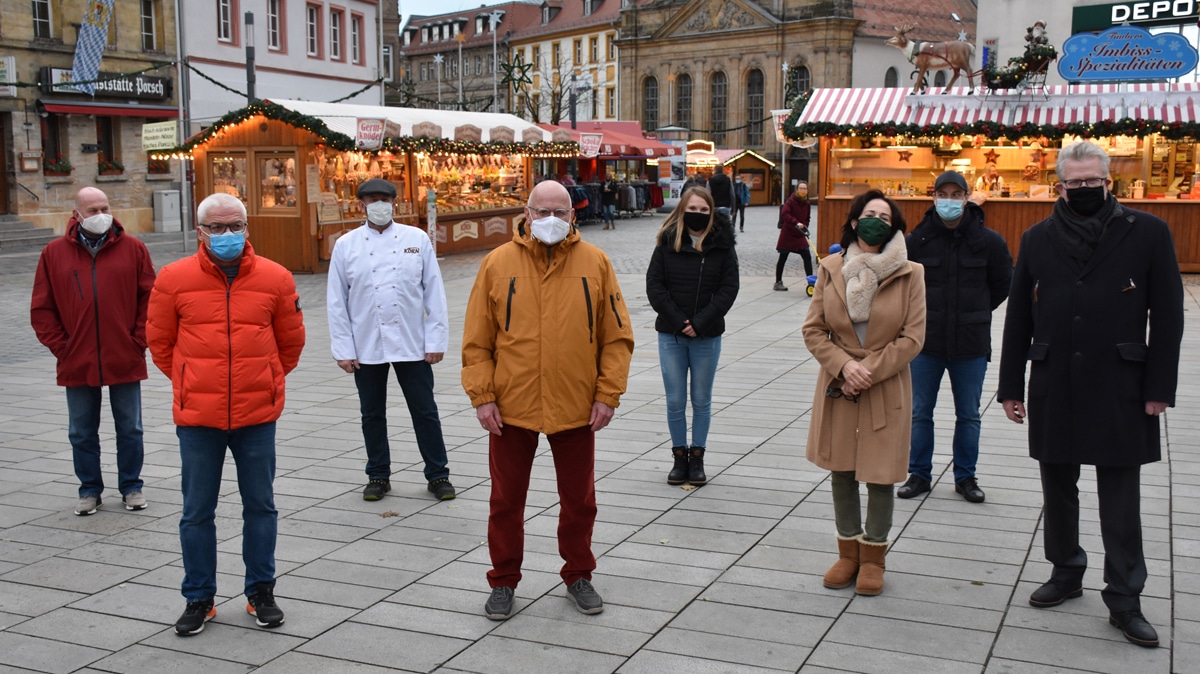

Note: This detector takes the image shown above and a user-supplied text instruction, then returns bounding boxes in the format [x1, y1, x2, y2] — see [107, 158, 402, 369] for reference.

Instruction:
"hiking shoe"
[427, 478, 456, 500]
[246, 583, 285, 628]
[123, 491, 147, 510]
[363, 479, 391, 501]
[485, 586, 516, 620]
[566, 578, 604, 615]
[773, 282, 789, 291]
[175, 598, 216, 635]
[75, 495, 101, 516]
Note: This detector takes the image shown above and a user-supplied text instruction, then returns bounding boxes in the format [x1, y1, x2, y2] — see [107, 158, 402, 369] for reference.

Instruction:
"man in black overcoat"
[997, 141, 1184, 648]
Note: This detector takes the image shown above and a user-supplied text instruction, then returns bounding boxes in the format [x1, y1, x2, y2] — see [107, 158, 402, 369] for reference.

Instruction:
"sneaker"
[246, 583, 285, 628]
[363, 479, 391, 501]
[427, 478, 456, 500]
[123, 491, 147, 510]
[485, 586, 516, 620]
[175, 598, 216, 635]
[566, 578, 604, 615]
[74, 495, 101, 516]
[773, 282, 789, 291]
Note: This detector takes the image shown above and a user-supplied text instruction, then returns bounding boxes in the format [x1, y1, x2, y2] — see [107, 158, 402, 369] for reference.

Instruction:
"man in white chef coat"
[327, 178, 456, 502]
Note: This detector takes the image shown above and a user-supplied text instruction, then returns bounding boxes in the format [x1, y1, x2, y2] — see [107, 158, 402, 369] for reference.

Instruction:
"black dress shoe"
[955, 477, 986, 503]
[897, 475, 931, 499]
[1109, 610, 1159, 647]
[1028, 580, 1083, 607]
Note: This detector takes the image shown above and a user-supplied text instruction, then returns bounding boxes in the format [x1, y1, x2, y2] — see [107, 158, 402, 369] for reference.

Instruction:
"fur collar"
[842, 231, 909, 322]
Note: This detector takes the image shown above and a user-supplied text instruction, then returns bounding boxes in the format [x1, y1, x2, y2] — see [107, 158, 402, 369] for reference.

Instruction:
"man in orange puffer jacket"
[147, 193, 305, 636]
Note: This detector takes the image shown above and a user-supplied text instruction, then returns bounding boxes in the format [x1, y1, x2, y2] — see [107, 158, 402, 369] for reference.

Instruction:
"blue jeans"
[658, 332, 722, 448]
[66, 382, 144, 498]
[909, 353, 988, 483]
[354, 361, 450, 482]
[603, 203, 616, 223]
[177, 422, 278, 601]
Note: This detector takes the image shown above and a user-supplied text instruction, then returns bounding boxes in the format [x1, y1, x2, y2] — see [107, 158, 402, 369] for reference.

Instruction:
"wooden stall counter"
[818, 196, 1200, 273]
[426, 206, 525, 255]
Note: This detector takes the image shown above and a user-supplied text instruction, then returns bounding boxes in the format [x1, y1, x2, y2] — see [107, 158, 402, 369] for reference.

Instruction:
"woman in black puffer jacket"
[646, 187, 740, 486]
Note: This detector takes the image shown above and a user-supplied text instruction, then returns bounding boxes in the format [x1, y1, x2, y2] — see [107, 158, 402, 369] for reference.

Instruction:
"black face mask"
[683, 212, 710, 232]
[1066, 185, 1108, 217]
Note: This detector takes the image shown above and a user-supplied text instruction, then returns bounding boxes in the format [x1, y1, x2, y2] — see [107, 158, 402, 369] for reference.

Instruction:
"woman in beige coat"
[802, 189, 926, 596]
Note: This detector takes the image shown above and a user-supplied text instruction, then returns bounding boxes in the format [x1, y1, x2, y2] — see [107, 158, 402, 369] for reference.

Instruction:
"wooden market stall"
[160, 100, 575, 272]
[793, 84, 1200, 272]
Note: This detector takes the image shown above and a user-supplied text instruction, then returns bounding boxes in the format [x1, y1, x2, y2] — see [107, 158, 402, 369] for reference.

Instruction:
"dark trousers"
[734, 204, 746, 229]
[776, 249, 813, 282]
[1039, 461, 1146, 613]
[354, 361, 449, 482]
[487, 425, 596, 589]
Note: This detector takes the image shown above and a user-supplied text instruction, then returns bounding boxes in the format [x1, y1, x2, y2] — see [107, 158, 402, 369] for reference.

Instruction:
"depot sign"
[1073, 1, 1200, 32]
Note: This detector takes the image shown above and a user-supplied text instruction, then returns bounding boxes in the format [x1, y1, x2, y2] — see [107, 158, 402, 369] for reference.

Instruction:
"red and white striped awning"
[796, 84, 1200, 131]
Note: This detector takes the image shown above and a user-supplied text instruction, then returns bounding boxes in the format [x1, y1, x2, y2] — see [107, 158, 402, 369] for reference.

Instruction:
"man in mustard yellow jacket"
[462, 181, 634, 621]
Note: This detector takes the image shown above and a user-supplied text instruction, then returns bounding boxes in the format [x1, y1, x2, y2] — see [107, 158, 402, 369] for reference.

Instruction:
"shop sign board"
[44, 67, 171, 99]
[142, 120, 178, 151]
[355, 118, 401, 151]
[0, 57, 16, 98]
[1072, 1, 1200, 32]
[579, 133, 603, 158]
[1058, 24, 1198, 80]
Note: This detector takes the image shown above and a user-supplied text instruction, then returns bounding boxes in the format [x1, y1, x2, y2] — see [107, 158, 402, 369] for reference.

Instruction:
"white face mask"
[80, 212, 113, 235]
[365, 201, 394, 226]
[530, 215, 571, 245]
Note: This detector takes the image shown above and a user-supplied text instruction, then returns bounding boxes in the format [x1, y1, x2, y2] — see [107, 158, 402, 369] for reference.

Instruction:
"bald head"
[75, 187, 110, 218]
[527, 180, 571, 211]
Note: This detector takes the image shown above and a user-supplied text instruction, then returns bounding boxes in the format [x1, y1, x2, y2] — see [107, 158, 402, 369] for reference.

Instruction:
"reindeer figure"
[886, 23, 976, 94]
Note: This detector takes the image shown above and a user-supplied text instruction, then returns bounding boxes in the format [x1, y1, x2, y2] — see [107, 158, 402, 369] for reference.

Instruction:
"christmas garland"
[151, 101, 578, 158]
[983, 44, 1058, 91]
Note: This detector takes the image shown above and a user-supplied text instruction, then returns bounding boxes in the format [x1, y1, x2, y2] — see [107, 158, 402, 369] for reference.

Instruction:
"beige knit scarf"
[842, 231, 908, 323]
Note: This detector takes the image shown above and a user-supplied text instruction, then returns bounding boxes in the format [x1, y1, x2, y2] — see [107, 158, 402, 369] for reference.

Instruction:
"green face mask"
[855, 217, 891, 247]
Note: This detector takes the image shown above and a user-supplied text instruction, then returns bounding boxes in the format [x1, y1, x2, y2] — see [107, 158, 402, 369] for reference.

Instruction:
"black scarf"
[1051, 195, 1120, 261]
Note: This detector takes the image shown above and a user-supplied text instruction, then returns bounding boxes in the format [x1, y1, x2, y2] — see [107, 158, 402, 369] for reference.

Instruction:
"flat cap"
[356, 178, 397, 198]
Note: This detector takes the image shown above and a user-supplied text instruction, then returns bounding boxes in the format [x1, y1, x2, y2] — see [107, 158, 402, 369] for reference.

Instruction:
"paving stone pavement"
[0, 205, 1197, 673]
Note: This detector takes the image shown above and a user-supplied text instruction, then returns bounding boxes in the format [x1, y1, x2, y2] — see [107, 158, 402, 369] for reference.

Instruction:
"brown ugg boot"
[823, 534, 860, 589]
[856, 539, 888, 596]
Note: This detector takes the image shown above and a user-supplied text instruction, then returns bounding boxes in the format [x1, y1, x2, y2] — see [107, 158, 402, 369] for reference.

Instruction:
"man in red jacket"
[148, 192, 305, 636]
[31, 187, 156, 517]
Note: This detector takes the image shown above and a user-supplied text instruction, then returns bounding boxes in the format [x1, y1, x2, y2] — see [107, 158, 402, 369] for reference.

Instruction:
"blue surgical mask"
[206, 230, 245, 261]
[935, 198, 965, 221]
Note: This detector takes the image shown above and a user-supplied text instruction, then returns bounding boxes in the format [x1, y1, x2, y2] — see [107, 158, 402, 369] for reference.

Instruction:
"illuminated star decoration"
[897, 150, 913, 162]
[984, 149, 1000, 164]
[959, 29, 969, 41]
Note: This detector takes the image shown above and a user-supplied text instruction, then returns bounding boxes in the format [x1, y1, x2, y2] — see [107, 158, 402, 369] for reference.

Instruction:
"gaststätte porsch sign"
[1059, 24, 1199, 80]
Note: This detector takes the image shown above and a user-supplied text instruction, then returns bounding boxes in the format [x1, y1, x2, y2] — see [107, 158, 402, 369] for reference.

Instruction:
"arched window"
[642, 76, 659, 132]
[933, 70, 947, 88]
[747, 69, 764, 147]
[885, 67, 899, 88]
[788, 64, 811, 100]
[711, 71, 727, 145]
[676, 73, 692, 130]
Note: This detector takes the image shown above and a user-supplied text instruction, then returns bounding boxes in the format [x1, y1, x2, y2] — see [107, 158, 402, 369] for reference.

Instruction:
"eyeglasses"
[199, 222, 247, 234]
[825, 386, 860, 403]
[1060, 178, 1108, 189]
[528, 208, 572, 219]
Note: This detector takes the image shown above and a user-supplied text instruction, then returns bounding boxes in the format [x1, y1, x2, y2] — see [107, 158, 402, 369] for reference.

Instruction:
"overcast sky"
[400, 0, 512, 28]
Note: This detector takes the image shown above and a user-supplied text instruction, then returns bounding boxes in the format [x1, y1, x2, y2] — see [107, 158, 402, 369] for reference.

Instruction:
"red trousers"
[487, 424, 597, 589]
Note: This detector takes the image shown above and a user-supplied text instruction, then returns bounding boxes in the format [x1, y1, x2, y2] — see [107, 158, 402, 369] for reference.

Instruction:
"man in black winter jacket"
[898, 171, 1012, 504]
[707, 164, 736, 219]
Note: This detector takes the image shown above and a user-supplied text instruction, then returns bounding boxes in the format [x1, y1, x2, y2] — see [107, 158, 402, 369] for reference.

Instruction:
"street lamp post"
[456, 31, 465, 109]
[245, 12, 256, 103]
[490, 11, 503, 113]
[781, 60, 789, 201]
[434, 53, 443, 107]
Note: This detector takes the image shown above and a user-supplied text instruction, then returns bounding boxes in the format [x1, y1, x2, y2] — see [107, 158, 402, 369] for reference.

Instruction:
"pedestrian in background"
[601, 177, 618, 229]
[775, 181, 814, 291]
[646, 187, 739, 486]
[998, 141, 1183, 648]
[707, 163, 736, 219]
[803, 189, 925, 597]
[327, 178, 455, 503]
[148, 193, 305, 636]
[900, 171, 1012, 504]
[734, 175, 751, 232]
[31, 187, 155, 516]
[462, 181, 634, 621]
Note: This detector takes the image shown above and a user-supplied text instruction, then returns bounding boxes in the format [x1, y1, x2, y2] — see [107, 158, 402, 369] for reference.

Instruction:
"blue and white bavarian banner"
[70, 0, 116, 95]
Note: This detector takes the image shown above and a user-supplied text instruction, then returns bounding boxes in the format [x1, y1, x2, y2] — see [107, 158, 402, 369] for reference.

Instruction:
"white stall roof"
[267, 99, 550, 143]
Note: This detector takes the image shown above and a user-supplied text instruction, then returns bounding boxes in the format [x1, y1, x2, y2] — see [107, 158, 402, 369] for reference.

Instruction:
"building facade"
[0, 0, 182, 235]
[397, 1, 542, 112]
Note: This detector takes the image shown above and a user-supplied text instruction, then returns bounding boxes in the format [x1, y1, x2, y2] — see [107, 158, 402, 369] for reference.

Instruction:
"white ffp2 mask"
[530, 216, 570, 245]
[80, 213, 113, 235]
[365, 201, 394, 226]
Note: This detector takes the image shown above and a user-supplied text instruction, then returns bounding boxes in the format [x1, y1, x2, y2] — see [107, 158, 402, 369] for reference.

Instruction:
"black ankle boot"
[667, 446, 689, 485]
[688, 447, 707, 485]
